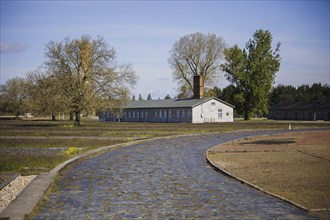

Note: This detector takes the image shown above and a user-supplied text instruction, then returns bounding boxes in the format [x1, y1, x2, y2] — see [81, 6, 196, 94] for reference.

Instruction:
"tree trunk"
[69, 112, 74, 121]
[51, 114, 57, 121]
[243, 106, 251, 120]
[74, 111, 81, 126]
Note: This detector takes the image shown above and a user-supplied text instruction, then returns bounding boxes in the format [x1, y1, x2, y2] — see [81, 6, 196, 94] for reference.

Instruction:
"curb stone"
[205, 134, 321, 216]
[0, 132, 217, 220]
[0, 141, 139, 220]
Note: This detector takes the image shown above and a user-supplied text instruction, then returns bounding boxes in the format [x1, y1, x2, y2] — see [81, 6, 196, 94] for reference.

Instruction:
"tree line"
[2, 30, 325, 123]
[0, 30, 282, 122]
[205, 83, 329, 117]
[268, 83, 330, 106]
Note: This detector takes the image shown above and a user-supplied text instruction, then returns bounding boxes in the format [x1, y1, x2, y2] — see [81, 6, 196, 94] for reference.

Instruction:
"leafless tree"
[168, 32, 226, 97]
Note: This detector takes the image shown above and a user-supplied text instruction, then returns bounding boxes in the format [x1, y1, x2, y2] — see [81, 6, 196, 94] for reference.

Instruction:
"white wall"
[192, 98, 233, 123]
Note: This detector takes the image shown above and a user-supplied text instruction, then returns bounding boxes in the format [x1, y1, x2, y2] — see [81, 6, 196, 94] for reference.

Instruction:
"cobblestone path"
[33, 131, 316, 219]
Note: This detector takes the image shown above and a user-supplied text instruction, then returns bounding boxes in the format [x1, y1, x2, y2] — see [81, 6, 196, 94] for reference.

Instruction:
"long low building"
[100, 75, 234, 123]
[99, 97, 234, 123]
[268, 101, 330, 121]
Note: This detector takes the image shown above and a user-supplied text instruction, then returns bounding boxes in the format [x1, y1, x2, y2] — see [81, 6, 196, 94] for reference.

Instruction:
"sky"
[1, 0, 329, 99]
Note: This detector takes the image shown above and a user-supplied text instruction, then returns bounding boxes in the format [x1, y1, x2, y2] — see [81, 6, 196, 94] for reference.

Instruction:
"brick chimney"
[193, 75, 204, 99]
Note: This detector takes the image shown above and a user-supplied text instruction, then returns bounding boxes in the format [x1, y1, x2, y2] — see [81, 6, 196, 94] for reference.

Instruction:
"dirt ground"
[207, 130, 330, 218]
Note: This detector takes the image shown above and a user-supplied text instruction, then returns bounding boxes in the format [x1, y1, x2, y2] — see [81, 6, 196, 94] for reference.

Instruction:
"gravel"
[0, 175, 37, 213]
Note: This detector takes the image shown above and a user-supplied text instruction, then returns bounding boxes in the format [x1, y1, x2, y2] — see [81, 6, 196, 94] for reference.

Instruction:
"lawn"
[1, 118, 329, 175]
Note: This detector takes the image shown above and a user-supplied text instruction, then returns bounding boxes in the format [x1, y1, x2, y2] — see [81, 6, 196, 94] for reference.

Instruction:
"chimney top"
[193, 75, 204, 99]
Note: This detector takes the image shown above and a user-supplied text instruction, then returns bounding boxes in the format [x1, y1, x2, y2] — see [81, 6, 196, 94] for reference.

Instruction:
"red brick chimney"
[193, 75, 204, 99]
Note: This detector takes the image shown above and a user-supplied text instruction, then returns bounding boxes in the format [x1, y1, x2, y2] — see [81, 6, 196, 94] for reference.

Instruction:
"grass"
[0, 155, 68, 175]
[1, 118, 329, 175]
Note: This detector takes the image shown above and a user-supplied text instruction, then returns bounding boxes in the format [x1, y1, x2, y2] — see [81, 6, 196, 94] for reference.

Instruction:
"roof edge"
[190, 97, 235, 108]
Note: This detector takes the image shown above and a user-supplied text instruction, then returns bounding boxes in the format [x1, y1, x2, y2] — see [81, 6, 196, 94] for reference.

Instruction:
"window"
[226, 112, 229, 116]
[169, 110, 172, 119]
[211, 102, 216, 106]
[132, 111, 135, 119]
[182, 109, 185, 118]
[137, 110, 139, 118]
[159, 110, 162, 119]
[164, 110, 167, 118]
[187, 109, 191, 118]
[145, 111, 148, 118]
[177, 109, 180, 118]
[128, 111, 131, 118]
[140, 110, 143, 118]
[218, 109, 222, 119]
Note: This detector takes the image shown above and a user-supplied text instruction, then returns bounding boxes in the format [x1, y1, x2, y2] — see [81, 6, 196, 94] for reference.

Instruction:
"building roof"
[270, 101, 330, 110]
[126, 97, 234, 109]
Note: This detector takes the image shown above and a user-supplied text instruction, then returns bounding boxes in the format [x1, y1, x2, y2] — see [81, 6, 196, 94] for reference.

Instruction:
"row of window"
[124, 109, 228, 119]
[124, 109, 192, 119]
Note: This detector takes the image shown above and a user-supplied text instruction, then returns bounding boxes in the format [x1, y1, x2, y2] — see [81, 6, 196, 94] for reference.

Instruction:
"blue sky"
[1, 0, 329, 99]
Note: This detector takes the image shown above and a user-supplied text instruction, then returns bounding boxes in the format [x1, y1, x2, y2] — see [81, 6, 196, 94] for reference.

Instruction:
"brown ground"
[207, 130, 330, 218]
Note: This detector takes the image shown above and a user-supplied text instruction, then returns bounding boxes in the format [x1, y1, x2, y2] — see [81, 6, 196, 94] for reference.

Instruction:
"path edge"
[205, 137, 313, 215]
[1, 129, 325, 219]
[0, 132, 212, 220]
[0, 139, 148, 220]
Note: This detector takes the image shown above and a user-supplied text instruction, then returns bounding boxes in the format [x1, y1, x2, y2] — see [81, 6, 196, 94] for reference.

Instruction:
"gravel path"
[33, 130, 317, 219]
[0, 175, 37, 213]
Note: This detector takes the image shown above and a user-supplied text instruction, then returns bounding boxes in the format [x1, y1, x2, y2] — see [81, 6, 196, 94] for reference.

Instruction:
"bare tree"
[168, 32, 226, 97]
[44, 35, 138, 126]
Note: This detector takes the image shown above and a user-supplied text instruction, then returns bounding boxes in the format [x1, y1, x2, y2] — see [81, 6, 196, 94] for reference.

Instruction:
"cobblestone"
[33, 131, 317, 219]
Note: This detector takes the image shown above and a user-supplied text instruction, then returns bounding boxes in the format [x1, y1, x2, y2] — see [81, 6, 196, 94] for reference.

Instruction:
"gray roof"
[126, 97, 234, 109]
[270, 101, 330, 110]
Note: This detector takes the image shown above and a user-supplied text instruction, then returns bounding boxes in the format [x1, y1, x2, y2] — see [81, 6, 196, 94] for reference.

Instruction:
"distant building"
[99, 76, 234, 123]
[268, 101, 330, 121]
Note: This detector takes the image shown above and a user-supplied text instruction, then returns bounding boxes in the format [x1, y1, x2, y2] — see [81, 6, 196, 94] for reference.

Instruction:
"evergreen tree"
[269, 83, 330, 105]
[164, 94, 172, 99]
[269, 84, 296, 106]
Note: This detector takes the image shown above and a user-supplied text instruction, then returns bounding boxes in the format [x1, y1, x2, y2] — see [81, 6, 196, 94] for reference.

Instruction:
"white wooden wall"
[192, 98, 233, 123]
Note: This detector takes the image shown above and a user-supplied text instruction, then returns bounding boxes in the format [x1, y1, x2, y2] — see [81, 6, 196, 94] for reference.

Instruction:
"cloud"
[0, 43, 27, 53]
